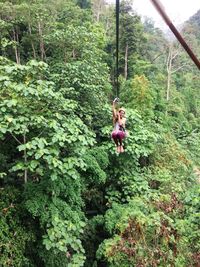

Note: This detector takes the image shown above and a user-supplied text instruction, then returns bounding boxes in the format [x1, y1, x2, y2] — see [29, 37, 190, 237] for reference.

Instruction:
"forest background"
[0, 0, 199, 266]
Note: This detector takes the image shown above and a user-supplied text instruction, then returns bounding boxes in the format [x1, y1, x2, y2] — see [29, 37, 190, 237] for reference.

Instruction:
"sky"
[107, 0, 200, 30]
[133, 0, 200, 29]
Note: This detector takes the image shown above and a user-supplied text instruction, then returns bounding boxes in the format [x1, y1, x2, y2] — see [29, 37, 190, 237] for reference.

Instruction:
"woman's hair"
[119, 107, 126, 113]
[113, 108, 126, 124]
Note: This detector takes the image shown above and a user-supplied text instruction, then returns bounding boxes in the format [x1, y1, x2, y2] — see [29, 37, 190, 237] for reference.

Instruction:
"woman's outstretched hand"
[113, 97, 119, 103]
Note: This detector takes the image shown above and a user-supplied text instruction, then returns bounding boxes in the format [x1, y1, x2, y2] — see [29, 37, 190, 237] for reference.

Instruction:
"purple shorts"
[111, 130, 126, 140]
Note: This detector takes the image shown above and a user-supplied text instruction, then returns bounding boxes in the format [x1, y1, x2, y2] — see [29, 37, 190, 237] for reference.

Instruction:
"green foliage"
[120, 75, 156, 118]
[50, 59, 111, 118]
[0, 186, 35, 267]
[0, 58, 95, 265]
[181, 129, 200, 166]
[0, 0, 199, 266]
[82, 149, 108, 185]
[142, 18, 168, 70]
[0, 58, 95, 179]
[97, 197, 194, 267]
[43, 216, 86, 267]
[183, 185, 200, 255]
[119, 0, 144, 78]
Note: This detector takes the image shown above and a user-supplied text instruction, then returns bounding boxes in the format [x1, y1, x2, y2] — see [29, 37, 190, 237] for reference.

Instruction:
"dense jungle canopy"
[0, 0, 199, 266]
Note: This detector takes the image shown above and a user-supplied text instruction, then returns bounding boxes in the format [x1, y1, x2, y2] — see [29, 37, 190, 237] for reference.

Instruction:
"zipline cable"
[115, 0, 120, 97]
[150, 0, 200, 70]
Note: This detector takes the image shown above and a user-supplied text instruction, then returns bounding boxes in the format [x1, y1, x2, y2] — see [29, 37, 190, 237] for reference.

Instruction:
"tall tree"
[119, 0, 144, 79]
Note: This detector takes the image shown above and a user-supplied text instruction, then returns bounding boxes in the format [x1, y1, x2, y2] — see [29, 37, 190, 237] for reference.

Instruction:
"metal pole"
[150, 0, 200, 70]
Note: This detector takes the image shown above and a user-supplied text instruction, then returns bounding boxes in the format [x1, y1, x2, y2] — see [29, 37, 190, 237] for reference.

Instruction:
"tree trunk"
[166, 70, 171, 101]
[72, 49, 76, 59]
[28, 23, 36, 59]
[124, 43, 128, 80]
[166, 47, 172, 101]
[13, 29, 20, 64]
[38, 21, 46, 61]
[96, 9, 100, 22]
[166, 49, 172, 101]
[16, 30, 21, 64]
[92, 0, 105, 22]
[166, 44, 184, 101]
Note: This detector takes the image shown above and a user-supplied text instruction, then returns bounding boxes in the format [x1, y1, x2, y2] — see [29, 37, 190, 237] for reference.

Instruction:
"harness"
[114, 122, 126, 132]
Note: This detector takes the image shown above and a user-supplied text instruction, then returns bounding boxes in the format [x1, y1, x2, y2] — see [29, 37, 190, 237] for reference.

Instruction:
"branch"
[152, 52, 164, 63]
[172, 64, 188, 73]
[37, 128, 45, 138]
[167, 51, 171, 72]
[171, 50, 179, 60]
[10, 133, 22, 145]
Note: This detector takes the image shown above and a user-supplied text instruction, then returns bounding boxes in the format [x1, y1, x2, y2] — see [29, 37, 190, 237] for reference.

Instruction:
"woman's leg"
[118, 138, 124, 153]
[113, 137, 119, 146]
[112, 131, 120, 152]
[118, 131, 126, 153]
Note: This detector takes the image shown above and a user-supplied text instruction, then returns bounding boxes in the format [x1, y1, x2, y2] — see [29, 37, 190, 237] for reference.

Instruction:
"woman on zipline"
[111, 98, 127, 153]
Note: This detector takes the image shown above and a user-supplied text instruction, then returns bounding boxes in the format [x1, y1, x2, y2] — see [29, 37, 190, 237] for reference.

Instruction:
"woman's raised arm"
[112, 99, 118, 122]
